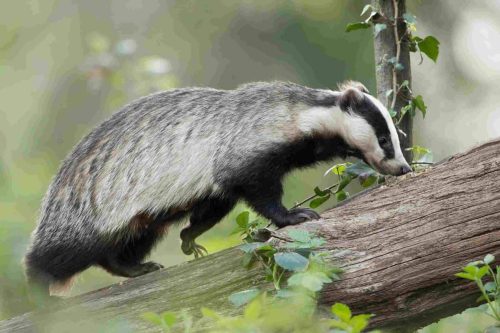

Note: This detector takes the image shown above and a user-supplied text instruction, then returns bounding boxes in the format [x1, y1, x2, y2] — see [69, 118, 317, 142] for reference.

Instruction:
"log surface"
[2, 139, 500, 332]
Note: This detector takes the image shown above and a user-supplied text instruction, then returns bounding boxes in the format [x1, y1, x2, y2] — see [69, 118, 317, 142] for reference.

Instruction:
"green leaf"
[329, 319, 351, 330]
[314, 186, 331, 197]
[395, 63, 404, 71]
[417, 36, 440, 62]
[484, 281, 496, 293]
[274, 252, 309, 272]
[477, 265, 489, 279]
[287, 229, 312, 243]
[412, 95, 427, 118]
[331, 303, 352, 322]
[201, 307, 220, 320]
[350, 314, 373, 332]
[346, 162, 376, 177]
[238, 242, 266, 253]
[455, 272, 476, 281]
[385, 89, 393, 98]
[310, 195, 331, 208]
[288, 272, 332, 292]
[275, 289, 299, 298]
[463, 265, 479, 276]
[402, 13, 416, 24]
[161, 312, 177, 327]
[243, 297, 262, 320]
[374, 23, 387, 36]
[141, 312, 163, 326]
[389, 108, 397, 118]
[337, 176, 352, 192]
[361, 174, 378, 188]
[484, 254, 495, 264]
[242, 252, 255, 268]
[335, 190, 348, 202]
[228, 289, 260, 307]
[236, 211, 250, 228]
[346, 22, 371, 32]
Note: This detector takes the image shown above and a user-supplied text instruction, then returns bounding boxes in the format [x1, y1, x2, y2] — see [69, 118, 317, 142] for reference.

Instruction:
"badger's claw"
[275, 208, 321, 228]
[181, 239, 208, 258]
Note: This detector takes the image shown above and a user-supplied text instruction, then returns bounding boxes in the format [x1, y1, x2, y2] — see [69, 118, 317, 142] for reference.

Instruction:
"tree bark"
[372, 0, 413, 162]
[2, 139, 500, 332]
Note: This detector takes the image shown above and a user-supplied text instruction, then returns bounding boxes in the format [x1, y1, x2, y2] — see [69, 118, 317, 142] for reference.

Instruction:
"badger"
[24, 80, 411, 295]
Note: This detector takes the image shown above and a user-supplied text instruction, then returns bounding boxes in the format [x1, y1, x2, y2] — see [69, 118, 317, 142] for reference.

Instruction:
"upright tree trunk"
[372, 0, 413, 162]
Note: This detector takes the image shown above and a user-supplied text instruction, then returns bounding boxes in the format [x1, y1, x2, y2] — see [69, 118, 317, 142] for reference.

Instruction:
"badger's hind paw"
[182, 239, 208, 258]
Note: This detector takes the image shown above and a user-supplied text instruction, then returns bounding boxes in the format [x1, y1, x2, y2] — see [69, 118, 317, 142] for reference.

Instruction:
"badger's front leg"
[242, 180, 320, 228]
[181, 197, 237, 258]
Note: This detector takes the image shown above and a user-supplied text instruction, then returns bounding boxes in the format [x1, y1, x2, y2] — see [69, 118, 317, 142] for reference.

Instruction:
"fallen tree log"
[2, 139, 500, 332]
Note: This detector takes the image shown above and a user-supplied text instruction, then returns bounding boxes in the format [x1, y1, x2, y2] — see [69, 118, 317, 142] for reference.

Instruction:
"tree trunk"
[2, 140, 500, 332]
[372, 0, 413, 162]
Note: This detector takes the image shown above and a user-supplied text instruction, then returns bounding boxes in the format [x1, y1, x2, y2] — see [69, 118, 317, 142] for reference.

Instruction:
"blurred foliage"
[0, 1, 497, 332]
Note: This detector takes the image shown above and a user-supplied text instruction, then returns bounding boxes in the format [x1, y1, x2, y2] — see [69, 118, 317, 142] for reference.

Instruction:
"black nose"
[400, 165, 412, 175]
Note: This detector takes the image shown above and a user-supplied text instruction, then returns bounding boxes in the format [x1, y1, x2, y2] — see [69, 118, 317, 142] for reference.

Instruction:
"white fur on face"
[364, 94, 410, 174]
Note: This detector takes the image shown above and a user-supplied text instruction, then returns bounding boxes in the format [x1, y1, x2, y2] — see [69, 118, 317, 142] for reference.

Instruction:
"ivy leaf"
[236, 211, 250, 228]
[287, 229, 312, 243]
[412, 95, 427, 118]
[346, 162, 375, 177]
[417, 36, 440, 62]
[229, 289, 260, 307]
[337, 177, 352, 192]
[243, 297, 262, 320]
[350, 314, 374, 331]
[484, 281, 496, 293]
[360, 174, 378, 188]
[331, 303, 352, 322]
[455, 272, 475, 281]
[310, 195, 330, 208]
[162, 312, 177, 327]
[314, 186, 330, 197]
[389, 108, 397, 118]
[274, 252, 309, 272]
[335, 190, 348, 202]
[402, 13, 416, 24]
[201, 307, 221, 320]
[374, 23, 387, 36]
[288, 272, 332, 291]
[238, 242, 266, 253]
[141, 312, 163, 326]
[346, 22, 371, 32]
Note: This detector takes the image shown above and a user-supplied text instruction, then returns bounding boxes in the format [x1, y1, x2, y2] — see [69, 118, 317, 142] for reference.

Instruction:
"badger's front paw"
[275, 208, 321, 228]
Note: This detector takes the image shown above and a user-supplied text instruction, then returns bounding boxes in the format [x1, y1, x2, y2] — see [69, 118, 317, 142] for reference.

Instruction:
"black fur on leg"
[180, 196, 237, 256]
[99, 209, 186, 278]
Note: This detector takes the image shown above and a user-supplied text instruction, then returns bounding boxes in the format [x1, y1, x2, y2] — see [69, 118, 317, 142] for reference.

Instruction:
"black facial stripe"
[341, 96, 395, 159]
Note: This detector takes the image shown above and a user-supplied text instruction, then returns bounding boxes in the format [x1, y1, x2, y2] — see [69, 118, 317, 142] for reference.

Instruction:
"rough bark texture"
[372, 0, 413, 162]
[2, 139, 500, 332]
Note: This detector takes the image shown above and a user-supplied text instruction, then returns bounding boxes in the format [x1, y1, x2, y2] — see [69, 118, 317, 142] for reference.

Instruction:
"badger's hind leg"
[99, 211, 178, 278]
[181, 197, 237, 258]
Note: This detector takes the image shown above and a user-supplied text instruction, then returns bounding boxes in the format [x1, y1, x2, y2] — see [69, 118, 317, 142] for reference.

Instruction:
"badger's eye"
[378, 137, 388, 146]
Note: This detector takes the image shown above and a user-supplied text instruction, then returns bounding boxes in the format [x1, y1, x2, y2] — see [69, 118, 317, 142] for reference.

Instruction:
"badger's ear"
[338, 87, 365, 110]
[338, 80, 369, 94]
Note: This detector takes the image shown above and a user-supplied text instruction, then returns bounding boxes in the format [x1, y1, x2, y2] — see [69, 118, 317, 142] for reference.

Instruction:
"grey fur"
[24, 81, 409, 292]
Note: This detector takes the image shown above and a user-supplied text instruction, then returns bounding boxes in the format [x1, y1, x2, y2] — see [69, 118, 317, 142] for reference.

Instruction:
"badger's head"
[335, 81, 412, 176]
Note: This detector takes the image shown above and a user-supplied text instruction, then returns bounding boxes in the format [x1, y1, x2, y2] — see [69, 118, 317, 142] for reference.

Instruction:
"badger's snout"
[399, 164, 412, 175]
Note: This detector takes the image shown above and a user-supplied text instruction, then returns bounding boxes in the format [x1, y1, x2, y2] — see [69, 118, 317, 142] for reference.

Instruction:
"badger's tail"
[24, 248, 76, 297]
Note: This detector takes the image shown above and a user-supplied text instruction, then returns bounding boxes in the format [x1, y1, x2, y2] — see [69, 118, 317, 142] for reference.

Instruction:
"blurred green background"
[1, 0, 499, 331]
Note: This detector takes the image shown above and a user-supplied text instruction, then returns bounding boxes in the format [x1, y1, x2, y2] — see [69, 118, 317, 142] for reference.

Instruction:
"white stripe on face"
[364, 94, 410, 169]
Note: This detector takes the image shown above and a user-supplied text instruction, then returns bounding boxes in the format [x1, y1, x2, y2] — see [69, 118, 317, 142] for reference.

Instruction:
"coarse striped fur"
[24, 81, 410, 295]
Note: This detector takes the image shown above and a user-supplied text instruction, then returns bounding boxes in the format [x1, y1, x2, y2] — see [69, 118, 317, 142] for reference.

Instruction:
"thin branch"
[390, 0, 400, 111]
[291, 182, 339, 209]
